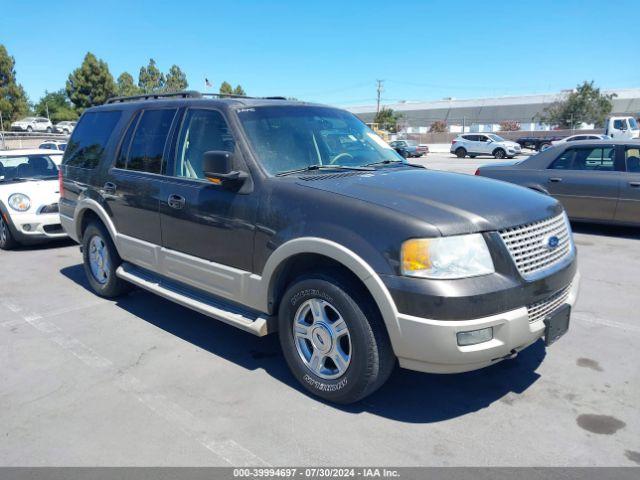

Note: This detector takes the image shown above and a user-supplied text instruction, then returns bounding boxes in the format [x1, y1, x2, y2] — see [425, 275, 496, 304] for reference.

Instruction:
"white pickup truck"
[604, 116, 639, 139]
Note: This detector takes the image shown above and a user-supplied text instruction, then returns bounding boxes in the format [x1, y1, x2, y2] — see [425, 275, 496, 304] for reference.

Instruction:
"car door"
[614, 146, 640, 225]
[106, 108, 178, 249]
[159, 107, 257, 284]
[476, 135, 492, 154]
[545, 145, 622, 221]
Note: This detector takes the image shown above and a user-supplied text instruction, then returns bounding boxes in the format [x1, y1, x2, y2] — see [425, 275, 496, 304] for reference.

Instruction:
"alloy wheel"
[292, 298, 352, 380]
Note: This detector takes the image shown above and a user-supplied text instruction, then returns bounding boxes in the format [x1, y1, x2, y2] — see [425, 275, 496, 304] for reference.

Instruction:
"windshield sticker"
[366, 131, 393, 150]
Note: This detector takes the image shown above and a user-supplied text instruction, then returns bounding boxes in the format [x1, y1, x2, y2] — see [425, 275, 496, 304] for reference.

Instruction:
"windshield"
[21, 117, 36, 122]
[630, 118, 639, 130]
[237, 106, 403, 175]
[488, 134, 505, 142]
[0, 155, 59, 182]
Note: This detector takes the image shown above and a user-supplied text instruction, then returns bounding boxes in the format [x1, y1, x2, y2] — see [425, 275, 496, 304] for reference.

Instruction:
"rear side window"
[118, 109, 176, 174]
[550, 147, 615, 171]
[63, 111, 122, 169]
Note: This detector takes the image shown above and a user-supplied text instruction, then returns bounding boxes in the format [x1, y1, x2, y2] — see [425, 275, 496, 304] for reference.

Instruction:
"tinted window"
[550, 147, 615, 171]
[0, 154, 59, 181]
[126, 109, 176, 174]
[613, 119, 626, 130]
[64, 111, 122, 169]
[115, 112, 140, 169]
[174, 109, 235, 179]
[625, 147, 640, 173]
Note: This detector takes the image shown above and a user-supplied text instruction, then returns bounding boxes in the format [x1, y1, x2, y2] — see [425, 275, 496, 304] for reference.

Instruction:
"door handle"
[548, 177, 563, 183]
[630, 182, 640, 188]
[102, 182, 117, 194]
[167, 194, 186, 209]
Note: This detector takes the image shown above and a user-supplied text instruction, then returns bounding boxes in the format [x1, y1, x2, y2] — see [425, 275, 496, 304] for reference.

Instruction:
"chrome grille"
[527, 283, 572, 323]
[499, 213, 573, 279]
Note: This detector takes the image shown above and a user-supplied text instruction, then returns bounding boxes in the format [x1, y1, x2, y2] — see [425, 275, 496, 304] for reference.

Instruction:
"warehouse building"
[345, 88, 640, 133]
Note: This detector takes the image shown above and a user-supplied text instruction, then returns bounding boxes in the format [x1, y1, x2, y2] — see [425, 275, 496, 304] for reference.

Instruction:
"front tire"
[46, 127, 52, 133]
[278, 273, 395, 404]
[493, 148, 506, 159]
[0, 215, 18, 250]
[82, 222, 131, 298]
[455, 148, 467, 158]
[26, 126, 33, 133]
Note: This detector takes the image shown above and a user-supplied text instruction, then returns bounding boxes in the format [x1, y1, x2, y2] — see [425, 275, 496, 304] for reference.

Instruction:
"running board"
[116, 262, 274, 336]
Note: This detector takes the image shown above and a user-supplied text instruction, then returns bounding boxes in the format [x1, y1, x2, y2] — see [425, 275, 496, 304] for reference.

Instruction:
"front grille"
[499, 213, 573, 279]
[43, 224, 63, 234]
[526, 283, 572, 323]
[38, 203, 59, 214]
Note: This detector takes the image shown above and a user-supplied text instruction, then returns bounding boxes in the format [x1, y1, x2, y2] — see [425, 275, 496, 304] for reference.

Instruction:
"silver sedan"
[476, 140, 640, 226]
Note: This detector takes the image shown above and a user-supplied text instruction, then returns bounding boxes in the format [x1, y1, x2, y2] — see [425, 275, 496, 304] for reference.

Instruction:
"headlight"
[401, 233, 495, 279]
[8, 193, 31, 211]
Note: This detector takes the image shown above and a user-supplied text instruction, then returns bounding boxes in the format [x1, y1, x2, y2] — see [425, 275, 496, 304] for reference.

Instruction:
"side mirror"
[202, 150, 247, 187]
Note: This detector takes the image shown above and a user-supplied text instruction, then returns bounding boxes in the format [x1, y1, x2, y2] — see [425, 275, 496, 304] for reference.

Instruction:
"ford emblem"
[545, 235, 560, 250]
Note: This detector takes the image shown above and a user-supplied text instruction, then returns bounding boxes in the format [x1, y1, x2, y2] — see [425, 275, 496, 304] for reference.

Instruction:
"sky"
[2, 0, 639, 107]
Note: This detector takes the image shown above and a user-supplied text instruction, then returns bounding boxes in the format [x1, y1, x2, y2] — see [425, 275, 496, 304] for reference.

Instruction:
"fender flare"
[73, 198, 119, 245]
[258, 237, 402, 349]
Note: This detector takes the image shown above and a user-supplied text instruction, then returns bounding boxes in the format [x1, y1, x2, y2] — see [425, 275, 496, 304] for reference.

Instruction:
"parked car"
[389, 139, 428, 158]
[450, 133, 521, 159]
[54, 121, 77, 134]
[10, 117, 53, 133]
[60, 92, 579, 404]
[549, 134, 611, 148]
[604, 116, 639, 139]
[0, 149, 66, 249]
[39, 140, 67, 151]
[516, 135, 564, 151]
[476, 140, 640, 226]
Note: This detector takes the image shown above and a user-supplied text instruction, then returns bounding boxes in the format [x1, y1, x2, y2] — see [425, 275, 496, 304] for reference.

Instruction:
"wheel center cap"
[310, 324, 333, 353]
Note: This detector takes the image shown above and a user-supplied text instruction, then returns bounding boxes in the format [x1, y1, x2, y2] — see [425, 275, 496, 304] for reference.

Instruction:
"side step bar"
[116, 262, 275, 336]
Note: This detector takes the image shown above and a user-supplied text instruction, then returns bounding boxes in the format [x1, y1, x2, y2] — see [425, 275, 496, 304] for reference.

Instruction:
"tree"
[138, 58, 165, 93]
[66, 52, 116, 110]
[499, 120, 521, 131]
[219, 81, 233, 95]
[116, 72, 141, 97]
[374, 107, 402, 132]
[233, 85, 246, 96]
[0, 44, 30, 123]
[538, 81, 615, 129]
[34, 89, 77, 122]
[428, 120, 447, 133]
[164, 65, 188, 92]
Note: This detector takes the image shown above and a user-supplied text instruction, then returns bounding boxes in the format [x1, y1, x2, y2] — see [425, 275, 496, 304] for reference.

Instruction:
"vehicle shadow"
[570, 222, 640, 240]
[10, 238, 77, 251]
[60, 263, 545, 424]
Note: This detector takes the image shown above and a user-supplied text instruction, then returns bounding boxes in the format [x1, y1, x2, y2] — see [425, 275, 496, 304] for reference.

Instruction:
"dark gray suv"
[59, 91, 580, 404]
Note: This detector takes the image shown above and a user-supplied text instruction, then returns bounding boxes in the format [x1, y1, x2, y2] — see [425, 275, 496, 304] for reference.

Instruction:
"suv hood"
[296, 168, 561, 236]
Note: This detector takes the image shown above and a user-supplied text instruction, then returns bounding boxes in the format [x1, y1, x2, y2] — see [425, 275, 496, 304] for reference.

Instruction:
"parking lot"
[1, 153, 639, 467]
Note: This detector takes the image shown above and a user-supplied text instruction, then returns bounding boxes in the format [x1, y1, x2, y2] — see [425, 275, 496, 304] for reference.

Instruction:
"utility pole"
[376, 79, 384, 115]
[0, 110, 4, 132]
[45, 103, 50, 120]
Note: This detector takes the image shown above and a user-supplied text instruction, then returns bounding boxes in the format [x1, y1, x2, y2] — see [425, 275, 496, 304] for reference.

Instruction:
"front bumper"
[392, 271, 580, 374]
[10, 125, 28, 132]
[6, 211, 67, 243]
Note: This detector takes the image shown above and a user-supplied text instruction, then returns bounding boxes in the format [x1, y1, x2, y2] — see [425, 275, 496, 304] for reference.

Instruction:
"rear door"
[614, 146, 640, 225]
[106, 108, 178, 247]
[545, 145, 622, 221]
[476, 135, 493, 154]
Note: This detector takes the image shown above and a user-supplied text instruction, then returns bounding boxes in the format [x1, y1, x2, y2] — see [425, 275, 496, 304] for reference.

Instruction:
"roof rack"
[106, 90, 289, 104]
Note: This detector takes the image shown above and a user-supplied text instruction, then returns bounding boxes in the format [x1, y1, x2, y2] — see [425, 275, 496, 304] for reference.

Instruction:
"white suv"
[450, 133, 521, 159]
[10, 117, 53, 133]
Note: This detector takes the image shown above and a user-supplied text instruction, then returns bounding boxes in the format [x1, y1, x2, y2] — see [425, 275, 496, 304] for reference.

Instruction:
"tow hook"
[493, 349, 518, 362]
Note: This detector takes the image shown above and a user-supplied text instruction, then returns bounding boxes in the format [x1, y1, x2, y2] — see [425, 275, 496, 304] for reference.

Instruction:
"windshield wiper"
[276, 164, 374, 177]
[363, 159, 404, 167]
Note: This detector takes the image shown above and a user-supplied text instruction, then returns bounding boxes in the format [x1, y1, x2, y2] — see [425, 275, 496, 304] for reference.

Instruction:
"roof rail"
[105, 90, 290, 104]
[105, 90, 202, 104]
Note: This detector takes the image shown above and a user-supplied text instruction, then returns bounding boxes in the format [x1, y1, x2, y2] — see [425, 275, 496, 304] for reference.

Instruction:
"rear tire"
[278, 272, 395, 404]
[0, 215, 18, 250]
[82, 222, 132, 298]
[46, 127, 52, 133]
[493, 148, 506, 159]
[455, 148, 467, 158]
[469, 154, 477, 158]
[26, 126, 33, 133]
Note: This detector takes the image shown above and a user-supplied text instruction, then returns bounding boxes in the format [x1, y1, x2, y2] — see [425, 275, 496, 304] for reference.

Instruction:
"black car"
[59, 91, 580, 404]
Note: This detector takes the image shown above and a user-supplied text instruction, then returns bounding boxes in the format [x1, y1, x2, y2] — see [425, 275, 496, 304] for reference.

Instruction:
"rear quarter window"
[63, 110, 122, 169]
